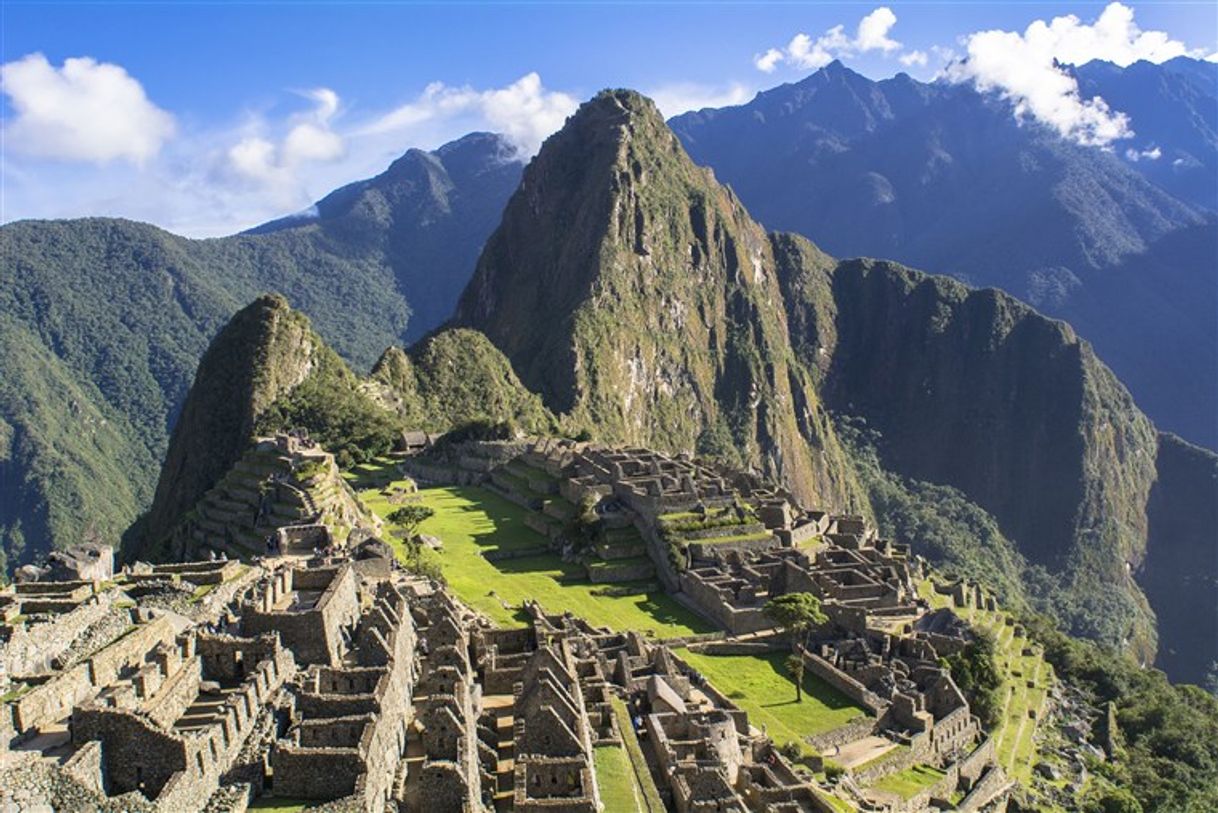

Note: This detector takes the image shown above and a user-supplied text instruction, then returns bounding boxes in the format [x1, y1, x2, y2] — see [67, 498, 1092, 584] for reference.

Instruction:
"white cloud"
[899, 50, 929, 68]
[225, 86, 346, 208]
[1125, 145, 1162, 161]
[2, 72, 577, 236]
[755, 48, 784, 73]
[947, 2, 1207, 146]
[754, 7, 903, 73]
[647, 82, 754, 117]
[1, 53, 175, 164]
[856, 7, 901, 53]
[359, 72, 576, 157]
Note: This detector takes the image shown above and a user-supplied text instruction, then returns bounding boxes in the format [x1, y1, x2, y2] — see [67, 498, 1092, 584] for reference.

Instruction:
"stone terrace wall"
[10, 614, 177, 735]
[799, 649, 887, 715]
[806, 716, 876, 752]
[3, 592, 114, 677]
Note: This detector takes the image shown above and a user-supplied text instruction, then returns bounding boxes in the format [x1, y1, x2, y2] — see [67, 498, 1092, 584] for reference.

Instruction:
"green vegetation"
[764, 592, 827, 649]
[872, 764, 947, 799]
[675, 649, 867, 752]
[0, 133, 519, 570]
[256, 343, 401, 468]
[386, 505, 435, 538]
[918, 581, 1049, 784]
[593, 744, 642, 811]
[940, 629, 1003, 727]
[0, 216, 410, 568]
[607, 697, 664, 811]
[372, 330, 555, 435]
[361, 484, 709, 638]
[0, 314, 157, 570]
[1021, 613, 1218, 813]
[838, 419, 1029, 611]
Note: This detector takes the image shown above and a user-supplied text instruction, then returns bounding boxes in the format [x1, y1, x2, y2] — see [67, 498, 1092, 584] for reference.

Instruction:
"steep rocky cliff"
[778, 247, 1162, 657]
[670, 59, 1217, 450]
[1141, 434, 1218, 683]
[453, 90, 863, 510]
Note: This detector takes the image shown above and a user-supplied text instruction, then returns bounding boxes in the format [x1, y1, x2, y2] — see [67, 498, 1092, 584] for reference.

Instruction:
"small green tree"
[387, 504, 435, 538]
[764, 592, 828, 650]
[785, 654, 806, 702]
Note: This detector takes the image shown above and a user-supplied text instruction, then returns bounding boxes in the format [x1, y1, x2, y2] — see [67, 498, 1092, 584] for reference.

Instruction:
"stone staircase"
[184, 438, 376, 559]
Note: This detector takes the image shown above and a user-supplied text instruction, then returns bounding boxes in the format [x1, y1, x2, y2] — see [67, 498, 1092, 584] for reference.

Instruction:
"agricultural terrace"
[918, 580, 1053, 785]
[674, 649, 868, 755]
[359, 479, 711, 638]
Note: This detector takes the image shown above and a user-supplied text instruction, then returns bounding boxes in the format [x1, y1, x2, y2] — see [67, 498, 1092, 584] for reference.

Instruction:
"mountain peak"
[452, 89, 863, 510]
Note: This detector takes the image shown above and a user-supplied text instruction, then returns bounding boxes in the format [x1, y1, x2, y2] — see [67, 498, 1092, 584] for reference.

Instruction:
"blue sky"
[3, 1, 1216, 235]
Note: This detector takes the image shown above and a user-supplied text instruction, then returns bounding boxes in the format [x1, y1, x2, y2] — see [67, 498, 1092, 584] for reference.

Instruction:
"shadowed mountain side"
[1141, 434, 1218, 684]
[670, 59, 1217, 449]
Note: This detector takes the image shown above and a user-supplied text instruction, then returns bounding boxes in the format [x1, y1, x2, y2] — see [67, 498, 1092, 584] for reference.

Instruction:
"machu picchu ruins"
[0, 431, 1057, 813]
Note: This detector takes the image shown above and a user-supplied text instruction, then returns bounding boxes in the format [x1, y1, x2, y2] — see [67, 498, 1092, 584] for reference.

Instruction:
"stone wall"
[270, 747, 365, 798]
[806, 716, 877, 752]
[3, 593, 114, 678]
[799, 649, 887, 715]
[10, 614, 177, 735]
[956, 765, 1011, 813]
[243, 566, 359, 665]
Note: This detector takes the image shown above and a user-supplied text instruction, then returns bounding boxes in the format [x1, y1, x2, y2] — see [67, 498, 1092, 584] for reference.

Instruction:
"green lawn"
[873, 764, 947, 799]
[675, 649, 868, 751]
[594, 744, 644, 810]
[362, 484, 711, 638]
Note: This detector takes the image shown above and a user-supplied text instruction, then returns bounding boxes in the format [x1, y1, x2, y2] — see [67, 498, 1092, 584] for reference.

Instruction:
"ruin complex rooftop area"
[1, 435, 1087, 812]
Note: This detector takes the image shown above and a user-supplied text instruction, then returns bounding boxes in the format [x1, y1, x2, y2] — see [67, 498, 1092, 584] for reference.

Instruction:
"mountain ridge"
[669, 58, 1218, 450]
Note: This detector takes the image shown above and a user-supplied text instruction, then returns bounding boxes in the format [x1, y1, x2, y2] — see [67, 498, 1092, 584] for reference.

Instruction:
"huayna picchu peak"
[3, 10, 1217, 810]
[454, 89, 865, 515]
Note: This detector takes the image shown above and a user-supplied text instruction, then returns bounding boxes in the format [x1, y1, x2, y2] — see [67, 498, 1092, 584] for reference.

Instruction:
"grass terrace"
[361, 483, 711, 638]
[872, 763, 947, 799]
[917, 580, 1052, 785]
[674, 649, 868, 756]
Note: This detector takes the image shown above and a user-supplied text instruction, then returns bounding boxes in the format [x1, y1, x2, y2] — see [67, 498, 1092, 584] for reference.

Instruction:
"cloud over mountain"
[0, 53, 175, 164]
[947, 2, 1204, 146]
[755, 7, 903, 73]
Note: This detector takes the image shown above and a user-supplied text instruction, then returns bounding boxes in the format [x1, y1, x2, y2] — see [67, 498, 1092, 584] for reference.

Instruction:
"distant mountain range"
[670, 58, 1218, 450]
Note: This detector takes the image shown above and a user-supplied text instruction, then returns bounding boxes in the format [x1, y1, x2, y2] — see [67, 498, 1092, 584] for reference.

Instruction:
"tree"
[941, 628, 1002, 727]
[387, 505, 435, 538]
[785, 654, 806, 702]
[764, 592, 828, 650]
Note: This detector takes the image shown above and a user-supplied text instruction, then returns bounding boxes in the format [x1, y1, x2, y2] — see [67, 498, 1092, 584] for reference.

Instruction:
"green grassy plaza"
[359, 481, 711, 638]
[675, 649, 868, 752]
